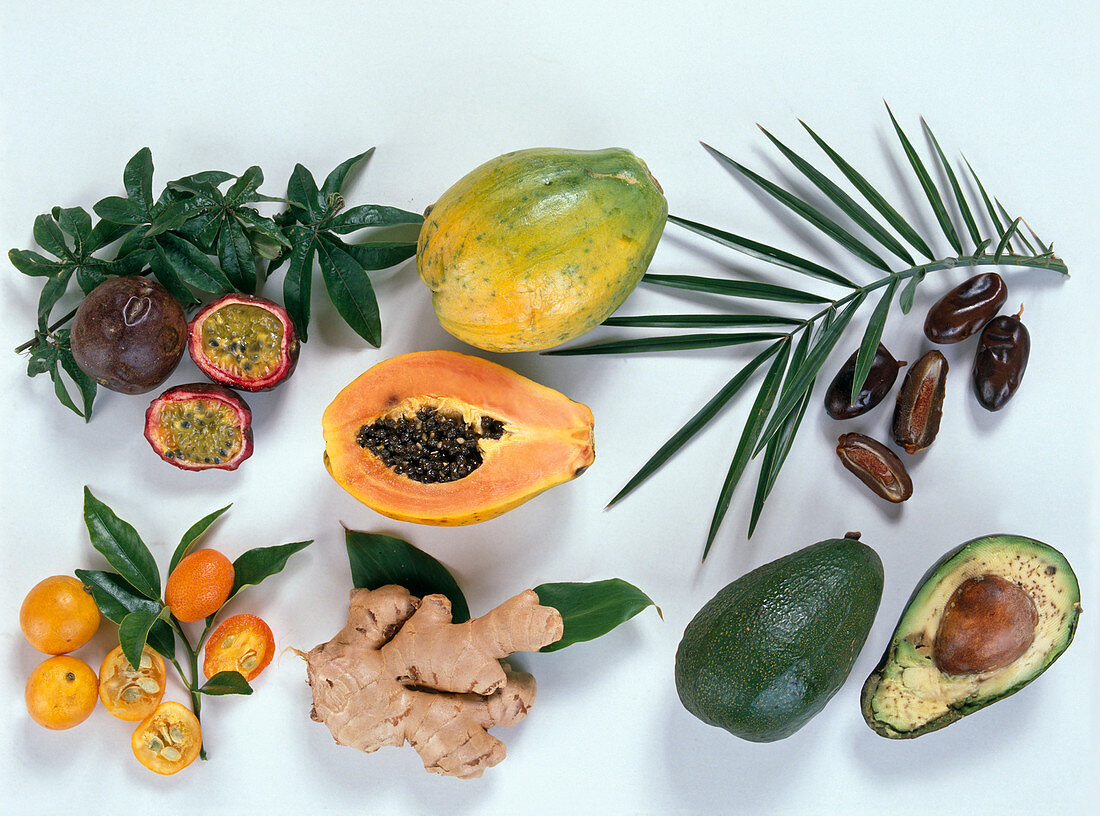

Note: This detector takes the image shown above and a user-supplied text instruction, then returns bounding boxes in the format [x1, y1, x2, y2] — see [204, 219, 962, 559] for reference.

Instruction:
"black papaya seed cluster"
[356, 407, 507, 483]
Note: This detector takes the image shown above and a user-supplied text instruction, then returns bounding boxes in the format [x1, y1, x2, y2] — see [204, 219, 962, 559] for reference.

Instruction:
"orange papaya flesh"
[322, 350, 595, 525]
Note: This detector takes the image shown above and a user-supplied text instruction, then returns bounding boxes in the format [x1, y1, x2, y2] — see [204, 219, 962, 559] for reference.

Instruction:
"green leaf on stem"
[850, 276, 899, 403]
[123, 147, 155, 216]
[316, 235, 381, 346]
[217, 216, 257, 293]
[899, 271, 925, 314]
[199, 671, 253, 696]
[344, 529, 470, 623]
[923, 118, 982, 249]
[321, 149, 375, 199]
[283, 230, 317, 342]
[643, 273, 831, 304]
[336, 240, 418, 271]
[287, 164, 323, 222]
[119, 607, 168, 672]
[83, 487, 161, 600]
[154, 232, 234, 295]
[57, 334, 97, 420]
[228, 540, 313, 601]
[603, 313, 802, 329]
[170, 504, 233, 575]
[327, 204, 424, 233]
[533, 579, 659, 652]
[75, 569, 175, 658]
[546, 332, 784, 356]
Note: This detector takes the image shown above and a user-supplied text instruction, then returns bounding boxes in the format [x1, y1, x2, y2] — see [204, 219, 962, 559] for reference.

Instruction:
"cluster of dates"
[827, 273, 1029, 502]
[69, 276, 299, 471]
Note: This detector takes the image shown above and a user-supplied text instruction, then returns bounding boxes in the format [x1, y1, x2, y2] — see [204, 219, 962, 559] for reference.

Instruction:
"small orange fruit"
[164, 549, 235, 622]
[20, 575, 101, 654]
[25, 655, 99, 729]
[131, 701, 202, 775]
[203, 613, 275, 681]
[99, 645, 167, 721]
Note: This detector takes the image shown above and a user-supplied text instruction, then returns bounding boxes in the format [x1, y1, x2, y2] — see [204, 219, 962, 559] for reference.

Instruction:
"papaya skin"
[322, 350, 595, 525]
[417, 147, 667, 352]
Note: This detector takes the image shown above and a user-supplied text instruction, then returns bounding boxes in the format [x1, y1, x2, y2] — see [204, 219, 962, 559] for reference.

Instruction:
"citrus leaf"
[199, 671, 253, 696]
[607, 342, 782, 508]
[345, 530, 469, 623]
[317, 235, 381, 346]
[75, 570, 176, 659]
[321, 149, 375, 199]
[170, 504, 233, 575]
[534, 579, 659, 652]
[119, 607, 168, 673]
[850, 277, 899, 403]
[228, 540, 312, 602]
[668, 214, 855, 288]
[603, 313, 802, 329]
[545, 331, 784, 356]
[923, 119, 982, 249]
[82, 487, 161, 600]
[643, 273, 830, 304]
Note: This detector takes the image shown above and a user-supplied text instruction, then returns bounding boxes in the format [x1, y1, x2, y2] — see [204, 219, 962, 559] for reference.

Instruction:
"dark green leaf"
[8, 248, 59, 276]
[87, 218, 133, 252]
[603, 313, 802, 329]
[534, 579, 659, 652]
[748, 378, 814, 538]
[166, 175, 224, 201]
[176, 170, 235, 187]
[995, 217, 1023, 262]
[154, 232, 234, 294]
[217, 216, 257, 293]
[228, 540, 312, 601]
[283, 232, 316, 342]
[119, 608, 167, 672]
[997, 200, 1035, 254]
[899, 271, 925, 314]
[75, 569, 175, 658]
[703, 142, 893, 273]
[545, 332, 784, 356]
[345, 530, 470, 623]
[199, 671, 253, 696]
[963, 156, 1009, 240]
[327, 204, 424, 233]
[287, 163, 323, 222]
[58, 336, 96, 420]
[226, 165, 264, 204]
[123, 148, 154, 216]
[49, 361, 85, 418]
[36, 268, 73, 332]
[801, 119, 936, 261]
[146, 198, 201, 237]
[149, 245, 201, 308]
[171, 504, 233, 575]
[336, 240, 418, 270]
[885, 103, 962, 254]
[52, 207, 93, 253]
[607, 343, 781, 508]
[850, 277, 899, 403]
[316, 235, 381, 345]
[703, 337, 790, 558]
[33, 214, 71, 259]
[643, 273, 831, 304]
[82, 487, 160, 600]
[234, 208, 291, 251]
[759, 126, 915, 265]
[923, 119, 982, 250]
[321, 149, 375, 199]
[668, 214, 855, 288]
[974, 238, 993, 256]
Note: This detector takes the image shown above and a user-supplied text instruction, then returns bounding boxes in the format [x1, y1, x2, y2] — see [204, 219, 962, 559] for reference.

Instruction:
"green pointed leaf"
[149, 245, 201, 309]
[922, 119, 982, 249]
[82, 487, 160, 600]
[119, 608, 168, 672]
[748, 380, 814, 538]
[759, 126, 915, 266]
[33, 214, 71, 259]
[217, 216, 257, 293]
[643, 273, 831, 304]
[534, 579, 659, 652]
[703, 142, 893, 273]
[899, 271, 925, 314]
[49, 360, 85, 418]
[283, 232, 316, 342]
[58, 335, 97, 421]
[37, 267, 74, 331]
[850, 277, 899, 403]
[963, 157, 1008, 239]
[74, 569, 175, 659]
[8, 248, 59, 276]
[170, 504, 233, 575]
[175, 170, 235, 188]
[199, 671, 253, 696]
[155, 232, 234, 295]
[995, 217, 1023, 262]
[345, 530, 470, 623]
[287, 164, 322, 222]
[123, 148, 154, 216]
[336, 240, 418, 271]
[801, 120, 936, 261]
[87, 219, 133, 252]
[316, 235, 381, 346]
[52, 206, 92, 253]
[228, 540, 312, 602]
[234, 208, 291, 248]
[545, 332, 784, 356]
[703, 337, 790, 559]
[885, 103, 962, 254]
[974, 238, 993, 256]
[321, 148, 375, 199]
[226, 165, 264, 204]
[602, 313, 802, 329]
[146, 198, 202, 237]
[668, 215, 856, 289]
[997, 200, 1035, 254]
[327, 204, 424, 233]
[607, 342, 781, 508]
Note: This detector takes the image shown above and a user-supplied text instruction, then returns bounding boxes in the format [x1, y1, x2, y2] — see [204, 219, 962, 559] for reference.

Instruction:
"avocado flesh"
[862, 534, 1081, 738]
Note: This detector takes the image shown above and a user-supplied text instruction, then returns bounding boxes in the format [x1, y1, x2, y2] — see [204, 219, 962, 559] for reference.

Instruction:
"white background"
[2, 2, 1097, 813]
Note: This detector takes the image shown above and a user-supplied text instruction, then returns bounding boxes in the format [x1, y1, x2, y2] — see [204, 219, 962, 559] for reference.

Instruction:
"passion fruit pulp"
[70, 276, 187, 394]
[188, 294, 298, 391]
[144, 383, 253, 471]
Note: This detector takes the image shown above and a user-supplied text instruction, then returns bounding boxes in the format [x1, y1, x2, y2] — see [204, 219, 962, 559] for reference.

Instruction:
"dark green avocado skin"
[675, 537, 884, 742]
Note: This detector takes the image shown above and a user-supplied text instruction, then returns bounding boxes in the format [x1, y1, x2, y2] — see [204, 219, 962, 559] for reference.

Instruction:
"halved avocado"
[861, 534, 1081, 738]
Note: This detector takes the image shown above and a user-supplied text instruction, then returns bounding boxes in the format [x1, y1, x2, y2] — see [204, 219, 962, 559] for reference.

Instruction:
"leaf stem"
[168, 615, 208, 760]
[14, 306, 79, 353]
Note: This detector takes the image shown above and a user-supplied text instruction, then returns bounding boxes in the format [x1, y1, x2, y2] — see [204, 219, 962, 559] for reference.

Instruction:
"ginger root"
[305, 585, 564, 779]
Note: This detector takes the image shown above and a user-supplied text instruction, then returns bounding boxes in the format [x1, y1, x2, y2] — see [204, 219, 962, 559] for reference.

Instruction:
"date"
[836, 432, 913, 503]
[973, 307, 1030, 411]
[893, 350, 948, 453]
[924, 272, 1008, 344]
[823, 343, 905, 419]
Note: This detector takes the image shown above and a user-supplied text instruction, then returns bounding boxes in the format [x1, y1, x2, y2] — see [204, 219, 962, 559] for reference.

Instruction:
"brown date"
[835, 433, 913, 503]
[973, 307, 1030, 411]
[924, 272, 1008, 344]
[823, 343, 905, 419]
[892, 350, 948, 454]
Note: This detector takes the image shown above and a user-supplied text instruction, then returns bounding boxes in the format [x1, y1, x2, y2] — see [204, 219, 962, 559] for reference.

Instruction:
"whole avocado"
[675, 534, 884, 742]
[417, 147, 667, 352]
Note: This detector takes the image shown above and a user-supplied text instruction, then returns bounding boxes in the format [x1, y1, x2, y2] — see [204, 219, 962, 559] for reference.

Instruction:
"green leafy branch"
[550, 104, 1067, 559]
[10, 148, 422, 419]
[74, 487, 312, 759]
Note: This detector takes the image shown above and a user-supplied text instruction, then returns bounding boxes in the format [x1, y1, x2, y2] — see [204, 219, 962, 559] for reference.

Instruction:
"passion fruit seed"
[153, 399, 243, 466]
[933, 574, 1038, 675]
[356, 405, 507, 484]
[201, 303, 284, 380]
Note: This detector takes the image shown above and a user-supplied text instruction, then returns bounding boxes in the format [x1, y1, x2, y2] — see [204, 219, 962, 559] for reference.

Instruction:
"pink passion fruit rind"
[144, 383, 254, 471]
[187, 293, 300, 392]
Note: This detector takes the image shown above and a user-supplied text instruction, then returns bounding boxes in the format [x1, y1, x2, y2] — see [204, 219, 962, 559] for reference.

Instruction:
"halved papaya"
[322, 350, 595, 525]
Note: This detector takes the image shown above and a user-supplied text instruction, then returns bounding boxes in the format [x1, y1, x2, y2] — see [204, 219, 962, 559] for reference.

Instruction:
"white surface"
[2, 2, 1097, 813]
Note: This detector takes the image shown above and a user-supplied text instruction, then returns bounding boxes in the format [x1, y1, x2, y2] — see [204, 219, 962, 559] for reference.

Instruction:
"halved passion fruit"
[188, 294, 299, 391]
[144, 383, 253, 471]
[322, 350, 595, 525]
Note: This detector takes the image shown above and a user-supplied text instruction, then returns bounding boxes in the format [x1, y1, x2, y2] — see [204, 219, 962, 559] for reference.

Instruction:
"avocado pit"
[932, 574, 1038, 675]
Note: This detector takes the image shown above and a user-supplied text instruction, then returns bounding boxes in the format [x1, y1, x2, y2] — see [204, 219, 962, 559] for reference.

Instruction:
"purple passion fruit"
[70, 276, 187, 394]
[144, 383, 253, 471]
[187, 294, 299, 391]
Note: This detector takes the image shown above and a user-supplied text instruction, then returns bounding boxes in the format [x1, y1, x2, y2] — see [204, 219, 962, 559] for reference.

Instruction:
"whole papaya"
[417, 147, 667, 352]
